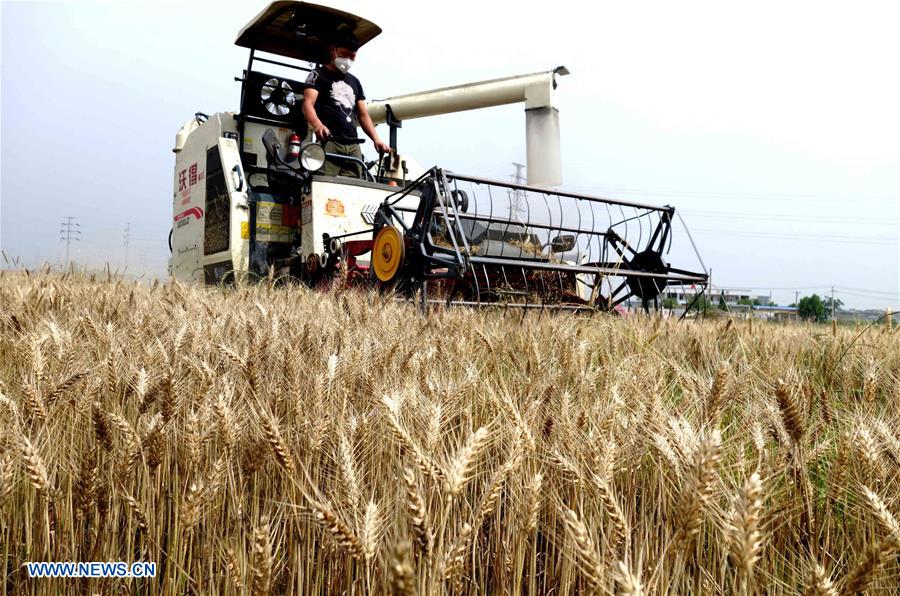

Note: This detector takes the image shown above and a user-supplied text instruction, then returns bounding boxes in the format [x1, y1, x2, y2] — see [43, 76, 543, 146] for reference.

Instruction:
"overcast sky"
[2, 0, 898, 309]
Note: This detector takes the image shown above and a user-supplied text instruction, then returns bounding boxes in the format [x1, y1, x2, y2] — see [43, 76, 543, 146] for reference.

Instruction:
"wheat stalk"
[840, 542, 889, 596]
[441, 522, 473, 583]
[361, 499, 385, 561]
[251, 515, 273, 596]
[20, 435, 51, 499]
[589, 472, 628, 552]
[560, 506, 602, 589]
[612, 559, 644, 595]
[388, 541, 417, 596]
[675, 429, 722, 544]
[525, 471, 543, 533]
[224, 548, 244, 591]
[805, 562, 838, 596]
[120, 487, 149, 532]
[338, 430, 361, 513]
[706, 363, 729, 422]
[0, 449, 17, 504]
[403, 467, 433, 558]
[260, 412, 295, 475]
[92, 401, 114, 452]
[775, 378, 805, 445]
[446, 426, 490, 496]
[728, 472, 764, 586]
[73, 445, 98, 519]
[859, 484, 900, 546]
[312, 501, 364, 560]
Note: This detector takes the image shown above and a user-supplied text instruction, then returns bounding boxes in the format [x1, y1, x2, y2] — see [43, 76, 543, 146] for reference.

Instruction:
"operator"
[302, 33, 391, 178]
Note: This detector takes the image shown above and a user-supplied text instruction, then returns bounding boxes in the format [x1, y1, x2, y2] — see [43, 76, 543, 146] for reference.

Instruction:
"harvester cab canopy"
[235, 1, 381, 62]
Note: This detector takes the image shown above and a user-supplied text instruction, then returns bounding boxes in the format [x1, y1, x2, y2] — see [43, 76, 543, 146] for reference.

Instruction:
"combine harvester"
[169, 1, 708, 313]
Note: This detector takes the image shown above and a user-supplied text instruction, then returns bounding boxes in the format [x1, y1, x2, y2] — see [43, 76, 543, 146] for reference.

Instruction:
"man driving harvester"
[302, 33, 391, 177]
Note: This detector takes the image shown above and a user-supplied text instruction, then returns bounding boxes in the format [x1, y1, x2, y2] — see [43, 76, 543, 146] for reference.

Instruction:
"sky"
[1, 0, 898, 309]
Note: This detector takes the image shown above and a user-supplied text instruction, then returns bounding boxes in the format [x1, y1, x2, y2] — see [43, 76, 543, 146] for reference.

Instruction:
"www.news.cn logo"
[26, 561, 157, 578]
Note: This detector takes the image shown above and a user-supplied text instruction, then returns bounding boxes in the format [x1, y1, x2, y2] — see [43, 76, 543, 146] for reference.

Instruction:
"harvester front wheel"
[372, 226, 405, 284]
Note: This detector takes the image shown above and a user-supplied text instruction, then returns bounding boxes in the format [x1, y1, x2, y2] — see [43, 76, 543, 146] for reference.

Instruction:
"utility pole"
[794, 290, 799, 307]
[831, 286, 835, 320]
[511, 162, 526, 218]
[59, 216, 80, 268]
[123, 222, 131, 270]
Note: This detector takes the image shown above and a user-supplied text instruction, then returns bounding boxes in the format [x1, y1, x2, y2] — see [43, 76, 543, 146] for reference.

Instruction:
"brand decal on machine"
[325, 198, 345, 217]
[178, 163, 205, 199]
[174, 206, 204, 223]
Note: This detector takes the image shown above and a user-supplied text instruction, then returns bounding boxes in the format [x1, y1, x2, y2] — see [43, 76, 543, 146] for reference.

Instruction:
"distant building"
[751, 305, 798, 320]
[663, 285, 772, 307]
[836, 309, 890, 323]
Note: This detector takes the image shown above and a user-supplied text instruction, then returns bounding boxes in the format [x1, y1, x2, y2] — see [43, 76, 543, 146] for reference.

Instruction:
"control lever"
[376, 149, 386, 180]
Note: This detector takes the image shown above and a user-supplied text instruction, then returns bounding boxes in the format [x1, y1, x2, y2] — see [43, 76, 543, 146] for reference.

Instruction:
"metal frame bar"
[252, 55, 314, 73]
[446, 172, 674, 213]
[467, 256, 705, 282]
[444, 300, 597, 313]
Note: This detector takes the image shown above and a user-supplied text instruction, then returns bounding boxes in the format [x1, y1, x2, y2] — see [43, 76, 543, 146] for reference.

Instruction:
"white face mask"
[334, 57, 354, 74]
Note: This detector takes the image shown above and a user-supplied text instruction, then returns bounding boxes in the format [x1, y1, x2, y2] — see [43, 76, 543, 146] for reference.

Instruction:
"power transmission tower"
[123, 222, 131, 270]
[59, 216, 81, 268]
[510, 162, 526, 218]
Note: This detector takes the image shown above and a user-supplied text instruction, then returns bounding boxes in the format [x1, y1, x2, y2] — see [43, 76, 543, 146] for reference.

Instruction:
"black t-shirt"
[304, 66, 366, 140]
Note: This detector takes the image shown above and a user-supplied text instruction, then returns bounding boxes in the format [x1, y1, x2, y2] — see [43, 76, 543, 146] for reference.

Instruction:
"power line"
[563, 182, 897, 204]
[713, 284, 894, 294]
[834, 289, 900, 301]
[835, 286, 898, 297]
[689, 227, 898, 245]
[708, 284, 898, 299]
[682, 209, 898, 226]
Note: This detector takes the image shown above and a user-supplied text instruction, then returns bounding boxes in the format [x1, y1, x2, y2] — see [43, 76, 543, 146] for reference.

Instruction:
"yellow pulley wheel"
[372, 226, 405, 283]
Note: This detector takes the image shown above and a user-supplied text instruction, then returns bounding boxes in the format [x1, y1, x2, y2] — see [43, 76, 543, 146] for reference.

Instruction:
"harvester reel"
[372, 226, 405, 283]
[370, 168, 708, 313]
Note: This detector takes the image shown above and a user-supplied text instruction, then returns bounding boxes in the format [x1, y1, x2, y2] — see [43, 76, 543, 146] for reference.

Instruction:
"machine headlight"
[299, 142, 326, 172]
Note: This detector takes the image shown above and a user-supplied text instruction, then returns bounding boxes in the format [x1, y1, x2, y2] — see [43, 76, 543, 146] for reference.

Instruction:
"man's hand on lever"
[374, 139, 391, 154]
[314, 123, 331, 141]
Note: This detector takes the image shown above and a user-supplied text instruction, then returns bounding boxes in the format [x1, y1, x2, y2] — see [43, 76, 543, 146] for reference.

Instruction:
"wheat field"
[0, 271, 898, 595]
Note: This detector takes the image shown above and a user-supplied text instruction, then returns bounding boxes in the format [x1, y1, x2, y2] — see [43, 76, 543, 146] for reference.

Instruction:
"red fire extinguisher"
[288, 133, 301, 161]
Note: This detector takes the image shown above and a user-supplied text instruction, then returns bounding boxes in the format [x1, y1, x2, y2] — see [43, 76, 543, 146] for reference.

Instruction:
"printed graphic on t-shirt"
[330, 80, 355, 109]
